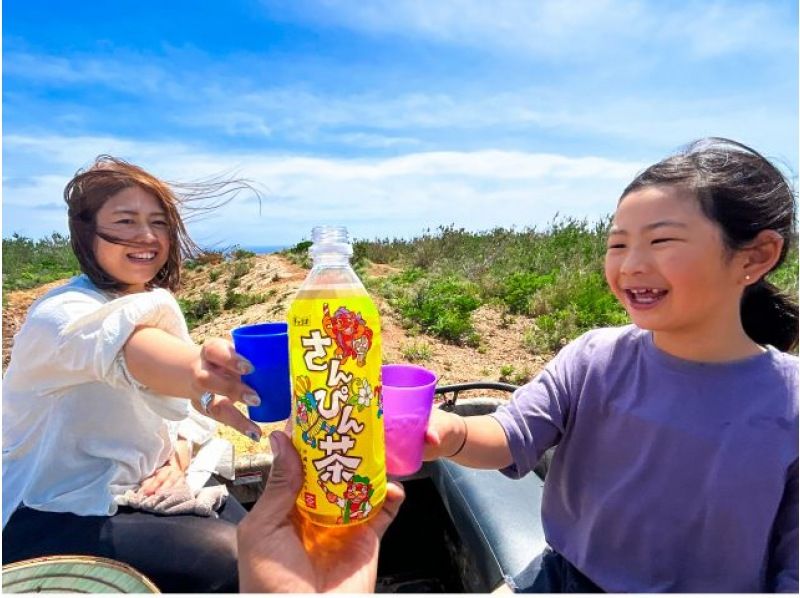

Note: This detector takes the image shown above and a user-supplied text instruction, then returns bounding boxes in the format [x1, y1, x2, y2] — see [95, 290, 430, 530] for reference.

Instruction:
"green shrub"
[769, 247, 799, 298]
[231, 260, 252, 279]
[209, 268, 221, 282]
[179, 292, 222, 330]
[523, 312, 580, 353]
[394, 276, 481, 346]
[2, 233, 81, 291]
[195, 250, 225, 265]
[282, 241, 312, 268]
[224, 290, 265, 311]
[499, 364, 532, 386]
[498, 271, 556, 314]
[498, 364, 514, 381]
[523, 269, 628, 352]
[231, 246, 256, 260]
[401, 341, 433, 362]
[226, 259, 253, 290]
[290, 240, 312, 254]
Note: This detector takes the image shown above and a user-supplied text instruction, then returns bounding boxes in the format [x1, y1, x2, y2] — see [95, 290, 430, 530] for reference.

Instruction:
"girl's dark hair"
[620, 137, 798, 352]
[65, 155, 255, 293]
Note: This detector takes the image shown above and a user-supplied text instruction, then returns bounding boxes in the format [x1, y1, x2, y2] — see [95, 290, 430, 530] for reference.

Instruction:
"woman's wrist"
[174, 439, 192, 472]
[445, 416, 468, 459]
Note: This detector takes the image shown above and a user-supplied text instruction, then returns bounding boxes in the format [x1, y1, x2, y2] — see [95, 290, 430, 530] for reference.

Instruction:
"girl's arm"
[123, 326, 262, 440]
[424, 409, 513, 470]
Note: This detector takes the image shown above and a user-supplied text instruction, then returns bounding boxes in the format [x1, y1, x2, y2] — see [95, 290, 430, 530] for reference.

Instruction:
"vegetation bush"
[499, 364, 532, 386]
[391, 276, 481, 346]
[3, 233, 81, 291]
[178, 292, 221, 329]
[194, 250, 225, 266]
[400, 341, 433, 362]
[497, 271, 556, 315]
[770, 247, 798, 298]
[358, 217, 796, 352]
[281, 240, 312, 268]
[227, 259, 252, 288]
[6, 224, 799, 354]
[224, 290, 265, 311]
[361, 219, 623, 348]
[231, 246, 256, 260]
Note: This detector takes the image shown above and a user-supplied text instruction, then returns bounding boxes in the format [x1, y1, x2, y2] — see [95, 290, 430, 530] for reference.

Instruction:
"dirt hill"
[2, 254, 549, 457]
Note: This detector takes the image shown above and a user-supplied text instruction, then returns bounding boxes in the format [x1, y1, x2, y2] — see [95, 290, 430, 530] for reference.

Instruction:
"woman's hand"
[139, 452, 186, 496]
[422, 408, 467, 461]
[238, 431, 405, 593]
[191, 337, 263, 441]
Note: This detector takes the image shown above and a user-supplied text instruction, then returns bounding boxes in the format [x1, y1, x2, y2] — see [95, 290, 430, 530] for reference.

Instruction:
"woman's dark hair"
[620, 137, 798, 352]
[65, 155, 254, 293]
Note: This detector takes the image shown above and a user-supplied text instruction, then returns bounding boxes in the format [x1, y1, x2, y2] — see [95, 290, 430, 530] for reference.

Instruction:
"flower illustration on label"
[349, 378, 373, 411]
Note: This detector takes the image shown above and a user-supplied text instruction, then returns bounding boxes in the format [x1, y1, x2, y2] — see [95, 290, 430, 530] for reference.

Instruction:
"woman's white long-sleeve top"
[2, 275, 194, 528]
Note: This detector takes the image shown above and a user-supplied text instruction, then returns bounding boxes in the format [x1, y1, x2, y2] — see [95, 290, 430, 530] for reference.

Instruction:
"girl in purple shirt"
[425, 138, 798, 593]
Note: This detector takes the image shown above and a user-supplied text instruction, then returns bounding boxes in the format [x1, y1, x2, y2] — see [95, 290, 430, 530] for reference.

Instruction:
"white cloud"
[265, 0, 794, 61]
[7, 41, 795, 158]
[4, 51, 180, 95]
[3, 134, 645, 245]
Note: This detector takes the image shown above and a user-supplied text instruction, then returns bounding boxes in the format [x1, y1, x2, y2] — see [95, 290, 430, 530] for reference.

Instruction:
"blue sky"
[4, 0, 798, 248]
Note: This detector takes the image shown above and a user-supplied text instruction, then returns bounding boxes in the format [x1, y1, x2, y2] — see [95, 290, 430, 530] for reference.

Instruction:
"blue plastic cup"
[231, 322, 291, 423]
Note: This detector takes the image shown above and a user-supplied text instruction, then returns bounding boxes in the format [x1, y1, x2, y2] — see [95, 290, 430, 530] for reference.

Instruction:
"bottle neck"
[312, 253, 351, 267]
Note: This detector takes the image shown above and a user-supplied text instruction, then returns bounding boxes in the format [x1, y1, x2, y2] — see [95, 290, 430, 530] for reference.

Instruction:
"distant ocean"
[243, 244, 290, 254]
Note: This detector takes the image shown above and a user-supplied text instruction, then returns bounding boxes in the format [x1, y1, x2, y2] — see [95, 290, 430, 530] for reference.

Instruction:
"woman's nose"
[132, 223, 158, 242]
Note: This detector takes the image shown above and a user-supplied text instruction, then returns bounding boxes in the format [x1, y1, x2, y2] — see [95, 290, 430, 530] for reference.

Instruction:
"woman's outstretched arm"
[123, 326, 262, 439]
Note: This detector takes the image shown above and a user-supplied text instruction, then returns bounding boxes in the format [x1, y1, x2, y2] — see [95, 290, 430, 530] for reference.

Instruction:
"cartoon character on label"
[318, 476, 375, 524]
[294, 375, 336, 448]
[322, 303, 373, 366]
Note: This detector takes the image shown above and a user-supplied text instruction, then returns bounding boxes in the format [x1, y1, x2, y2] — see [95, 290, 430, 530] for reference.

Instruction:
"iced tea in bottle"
[287, 226, 386, 526]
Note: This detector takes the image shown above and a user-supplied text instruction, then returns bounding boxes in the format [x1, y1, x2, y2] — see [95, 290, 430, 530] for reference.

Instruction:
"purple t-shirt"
[491, 325, 798, 593]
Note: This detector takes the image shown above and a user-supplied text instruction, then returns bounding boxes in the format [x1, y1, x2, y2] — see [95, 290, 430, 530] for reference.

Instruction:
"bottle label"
[288, 296, 386, 525]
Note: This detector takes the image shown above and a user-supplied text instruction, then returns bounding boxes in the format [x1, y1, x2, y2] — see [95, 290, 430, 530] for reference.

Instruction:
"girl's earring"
[744, 275, 751, 282]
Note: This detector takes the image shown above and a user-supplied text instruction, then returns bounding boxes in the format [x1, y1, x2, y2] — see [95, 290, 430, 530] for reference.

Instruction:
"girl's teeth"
[626, 288, 667, 304]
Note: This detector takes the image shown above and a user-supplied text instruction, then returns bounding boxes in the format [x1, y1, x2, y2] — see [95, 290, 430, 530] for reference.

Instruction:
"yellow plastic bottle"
[287, 226, 386, 527]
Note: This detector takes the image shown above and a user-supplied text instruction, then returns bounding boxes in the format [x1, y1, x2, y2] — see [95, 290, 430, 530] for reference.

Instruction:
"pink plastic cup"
[381, 364, 438, 477]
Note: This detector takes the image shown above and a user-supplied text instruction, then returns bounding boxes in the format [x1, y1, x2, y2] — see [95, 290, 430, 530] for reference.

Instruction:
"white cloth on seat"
[116, 479, 229, 518]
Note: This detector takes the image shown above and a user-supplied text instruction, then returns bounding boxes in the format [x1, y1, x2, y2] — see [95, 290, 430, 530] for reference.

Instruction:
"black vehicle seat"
[428, 459, 547, 592]
[426, 398, 550, 592]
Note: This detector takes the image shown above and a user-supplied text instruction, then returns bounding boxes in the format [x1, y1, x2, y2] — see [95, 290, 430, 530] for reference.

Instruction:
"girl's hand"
[423, 408, 467, 461]
[191, 337, 263, 442]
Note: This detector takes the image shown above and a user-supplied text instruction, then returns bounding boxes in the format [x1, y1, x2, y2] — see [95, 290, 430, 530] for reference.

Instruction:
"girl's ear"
[740, 230, 784, 285]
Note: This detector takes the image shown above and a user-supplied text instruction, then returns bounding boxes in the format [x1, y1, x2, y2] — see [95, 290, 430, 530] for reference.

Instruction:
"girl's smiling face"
[92, 186, 170, 293]
[605, 185, 744, 340]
